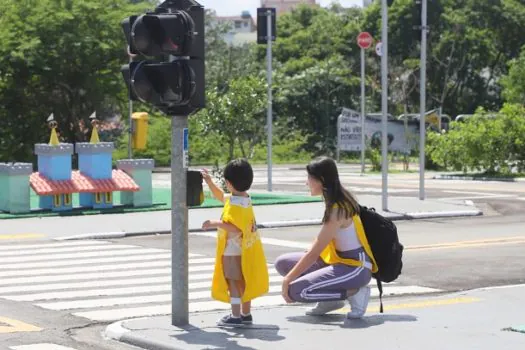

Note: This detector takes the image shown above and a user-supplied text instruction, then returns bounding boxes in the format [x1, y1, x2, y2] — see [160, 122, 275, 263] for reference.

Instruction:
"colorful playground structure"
[0, 115, 154, 214]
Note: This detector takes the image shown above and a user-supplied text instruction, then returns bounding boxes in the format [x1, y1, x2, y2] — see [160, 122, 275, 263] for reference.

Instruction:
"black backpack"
[359, 205, 404, 312]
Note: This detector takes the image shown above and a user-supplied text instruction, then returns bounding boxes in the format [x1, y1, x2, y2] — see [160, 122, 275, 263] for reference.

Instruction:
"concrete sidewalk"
[105, 284, 525, 350]
[0, 194, 482, 240]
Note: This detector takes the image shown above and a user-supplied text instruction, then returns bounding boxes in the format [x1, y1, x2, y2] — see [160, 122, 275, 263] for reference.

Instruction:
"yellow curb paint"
[406, 237, 525, 252]
[337, 297, 482, 314]
[0, 234, 45, 240]
[0, 317, 42, 333]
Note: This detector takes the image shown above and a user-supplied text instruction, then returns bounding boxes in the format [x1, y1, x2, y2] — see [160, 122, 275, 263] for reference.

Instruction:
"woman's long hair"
[306, 157, 360, 223]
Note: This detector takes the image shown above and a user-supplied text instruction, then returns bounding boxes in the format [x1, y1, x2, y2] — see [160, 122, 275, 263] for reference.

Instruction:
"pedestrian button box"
[132, 112, 149, 150]
[187, 170, 204, 207]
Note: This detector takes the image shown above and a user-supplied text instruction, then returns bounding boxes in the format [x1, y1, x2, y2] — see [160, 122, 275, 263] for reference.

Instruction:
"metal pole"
[336, 115, 340, 162]
[171, 115, 189, 326]
[381, 0, 389, 211]
[360, 47, 366, 174]
[266, 10, 273, 192]
[128, 56, 133, 159]
[419, 0, 427, 200]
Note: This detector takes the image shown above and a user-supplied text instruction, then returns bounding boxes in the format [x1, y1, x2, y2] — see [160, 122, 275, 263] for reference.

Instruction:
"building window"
[95, 192, 102, 204]
[53, 195, 61, 207]
[235, 21, 241, 28]
[64, 194, 72, 206]
[105, 192, 112, 203]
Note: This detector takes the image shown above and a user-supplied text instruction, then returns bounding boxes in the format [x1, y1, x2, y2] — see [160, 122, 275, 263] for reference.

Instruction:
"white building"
[216, 11, 256, 34]
[261, 0, 317, 15]
[363, 0, 373, 7]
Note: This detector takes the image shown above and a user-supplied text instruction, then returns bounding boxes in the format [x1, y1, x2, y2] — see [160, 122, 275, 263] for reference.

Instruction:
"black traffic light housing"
[187, 170, 204, 206]
[121, 0, 205, 116]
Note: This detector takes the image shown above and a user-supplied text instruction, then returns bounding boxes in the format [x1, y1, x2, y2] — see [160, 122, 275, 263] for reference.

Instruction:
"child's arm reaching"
[202, 220, 241, 233]
[201, 169, 225, 203]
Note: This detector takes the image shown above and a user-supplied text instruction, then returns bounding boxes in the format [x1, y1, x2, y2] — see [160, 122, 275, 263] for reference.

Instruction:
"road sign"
[183, 128, 189, 169]
[375, 41, 383, 56]
[257, 8, 276, 44]
[357, 32, 373, 49]
[337, 108, 362, 152]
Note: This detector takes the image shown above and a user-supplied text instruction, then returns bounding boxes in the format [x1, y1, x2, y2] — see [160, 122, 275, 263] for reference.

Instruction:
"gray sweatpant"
[274, 247, 372, 303]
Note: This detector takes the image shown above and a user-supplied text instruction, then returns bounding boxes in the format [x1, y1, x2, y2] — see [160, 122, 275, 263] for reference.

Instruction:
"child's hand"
[201, 169, 212, 183]
[202, 220, 214, 230]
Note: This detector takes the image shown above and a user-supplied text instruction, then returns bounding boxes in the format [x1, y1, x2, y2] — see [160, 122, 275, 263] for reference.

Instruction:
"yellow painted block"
[0, 234, 45, 240]
[0, 317, 42, 333]
[337, 296, 482, 314]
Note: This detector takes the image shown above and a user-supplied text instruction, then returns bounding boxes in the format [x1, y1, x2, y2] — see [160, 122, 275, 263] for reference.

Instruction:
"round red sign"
[357, 32, 373, 49]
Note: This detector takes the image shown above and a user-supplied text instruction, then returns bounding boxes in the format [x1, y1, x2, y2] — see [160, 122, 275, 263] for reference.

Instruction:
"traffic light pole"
[171, 115, 189, 326]
[266, 10, 273, 192]
[381, 0, 389, 211]
[128, 55, 133, 159]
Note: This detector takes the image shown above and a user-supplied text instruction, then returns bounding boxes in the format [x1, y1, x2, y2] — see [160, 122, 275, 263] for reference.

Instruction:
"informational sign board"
[337, 108, 419, 155]
[337, 108, 362, 151]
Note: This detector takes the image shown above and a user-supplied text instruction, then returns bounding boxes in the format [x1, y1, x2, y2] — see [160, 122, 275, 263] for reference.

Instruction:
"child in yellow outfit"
[201, 159, 269, 327]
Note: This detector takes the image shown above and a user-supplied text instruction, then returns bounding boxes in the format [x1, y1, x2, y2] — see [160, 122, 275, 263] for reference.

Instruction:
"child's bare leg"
[227, 279, 241, 317]
[236, 280, 251, 315]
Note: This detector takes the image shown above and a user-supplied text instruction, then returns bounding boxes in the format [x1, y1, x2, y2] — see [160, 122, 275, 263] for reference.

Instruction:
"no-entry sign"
[357, 32, 373, 49]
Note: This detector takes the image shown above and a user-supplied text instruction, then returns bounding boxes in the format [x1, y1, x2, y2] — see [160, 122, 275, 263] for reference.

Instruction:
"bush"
[426, 104, 525, 174]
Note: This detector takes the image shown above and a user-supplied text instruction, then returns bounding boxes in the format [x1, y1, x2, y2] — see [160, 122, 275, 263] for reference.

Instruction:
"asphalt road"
[2, 167, 525, 349]
[117, 213, 525, 292]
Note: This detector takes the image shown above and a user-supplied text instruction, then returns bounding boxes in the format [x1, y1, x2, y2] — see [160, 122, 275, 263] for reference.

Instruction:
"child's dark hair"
[223, 158, 253, 192]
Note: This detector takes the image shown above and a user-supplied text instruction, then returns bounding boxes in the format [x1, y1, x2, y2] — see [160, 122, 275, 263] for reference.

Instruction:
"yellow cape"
[211, 196, 269, 303]
[320, 214, 379, 273]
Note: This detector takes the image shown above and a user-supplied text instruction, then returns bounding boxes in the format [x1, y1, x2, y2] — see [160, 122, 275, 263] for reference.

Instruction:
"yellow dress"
[211, 195, 270, 303]
[320, 213, 379, 272]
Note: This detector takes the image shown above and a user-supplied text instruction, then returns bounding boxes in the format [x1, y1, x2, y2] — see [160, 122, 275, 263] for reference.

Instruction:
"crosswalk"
[9, 344, 78, 350]
[0, 240, 441, 323]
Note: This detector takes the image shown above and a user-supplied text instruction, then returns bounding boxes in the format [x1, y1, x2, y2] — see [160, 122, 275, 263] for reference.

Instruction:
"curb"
[433, 174, 524, 182]
[55, 209, 482, 241]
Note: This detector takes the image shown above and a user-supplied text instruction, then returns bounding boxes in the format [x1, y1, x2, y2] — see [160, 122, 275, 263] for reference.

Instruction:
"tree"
[197, 76, 267, 161]
[0, 0, 153, 162]
[500, 46, 525, 104]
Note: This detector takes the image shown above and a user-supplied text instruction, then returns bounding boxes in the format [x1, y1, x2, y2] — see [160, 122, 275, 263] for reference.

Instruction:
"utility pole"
[419, 0, 427, 200]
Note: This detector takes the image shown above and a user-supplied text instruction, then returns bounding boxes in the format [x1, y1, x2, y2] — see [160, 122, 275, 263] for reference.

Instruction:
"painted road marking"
[0, 240, 110, 251]
[0, 234, 45, 240]
[192, 231, 311, 249]
[0, 317, 41, 334]
[0, 258, 215, 278]
[10, 344, 78, 350]
[336, 296, 482, 314]
[407, 236, 525, 252]
[0, 240, 443, 322]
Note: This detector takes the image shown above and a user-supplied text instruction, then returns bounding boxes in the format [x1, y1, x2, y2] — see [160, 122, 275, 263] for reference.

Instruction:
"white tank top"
[334, 222, 362, 251]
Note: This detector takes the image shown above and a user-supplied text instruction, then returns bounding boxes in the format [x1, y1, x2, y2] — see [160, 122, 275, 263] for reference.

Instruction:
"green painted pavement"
[0, 188, 321, 220]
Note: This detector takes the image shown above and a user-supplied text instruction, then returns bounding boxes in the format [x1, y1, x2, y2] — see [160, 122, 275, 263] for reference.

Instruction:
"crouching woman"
[275, 157, 378, 319]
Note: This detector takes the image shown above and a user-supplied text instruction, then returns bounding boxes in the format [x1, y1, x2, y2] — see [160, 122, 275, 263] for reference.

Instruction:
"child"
[201, 159, 269, 327]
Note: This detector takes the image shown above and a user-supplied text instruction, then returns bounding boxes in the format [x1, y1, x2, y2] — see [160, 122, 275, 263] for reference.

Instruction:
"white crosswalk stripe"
[9, 344, 79, 350]
[0, 241, 442, 322]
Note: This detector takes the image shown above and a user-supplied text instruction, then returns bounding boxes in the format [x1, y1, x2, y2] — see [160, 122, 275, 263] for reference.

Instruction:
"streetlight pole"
[419, 0, 427, 200]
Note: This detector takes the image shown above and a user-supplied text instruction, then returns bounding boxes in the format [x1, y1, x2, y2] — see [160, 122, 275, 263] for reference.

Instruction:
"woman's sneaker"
[346, 286, 371, 319]
[217, 314, 243, 327]
[305, 300, 345, 316]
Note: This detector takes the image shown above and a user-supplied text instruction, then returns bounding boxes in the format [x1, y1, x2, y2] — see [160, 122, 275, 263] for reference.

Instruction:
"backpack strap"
[376, 276, 384, 313]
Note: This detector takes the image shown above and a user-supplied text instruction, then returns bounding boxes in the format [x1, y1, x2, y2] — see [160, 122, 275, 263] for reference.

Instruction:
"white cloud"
[197, 0, 363, 17]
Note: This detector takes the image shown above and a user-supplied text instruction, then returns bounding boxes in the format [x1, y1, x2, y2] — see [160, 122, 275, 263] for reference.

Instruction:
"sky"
[197, 0, 363, 17]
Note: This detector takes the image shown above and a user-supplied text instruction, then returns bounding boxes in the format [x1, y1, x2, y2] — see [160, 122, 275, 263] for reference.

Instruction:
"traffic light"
[187, 170, 204, 206]
[121, 0, 205, 116]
